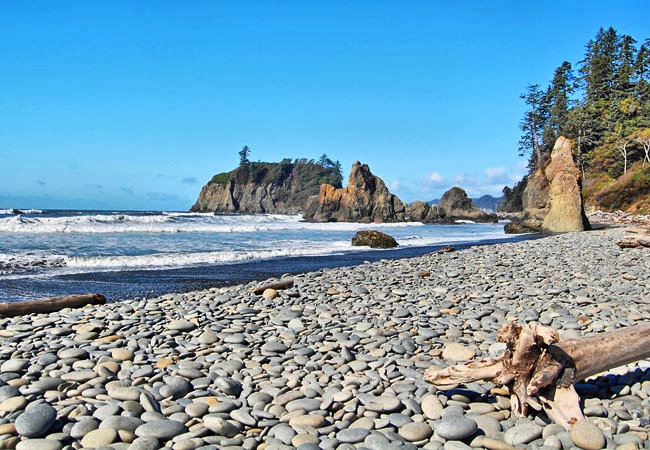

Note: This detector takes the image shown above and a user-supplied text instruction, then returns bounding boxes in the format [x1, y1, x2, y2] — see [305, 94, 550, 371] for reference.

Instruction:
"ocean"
[0, 209, 531, 302]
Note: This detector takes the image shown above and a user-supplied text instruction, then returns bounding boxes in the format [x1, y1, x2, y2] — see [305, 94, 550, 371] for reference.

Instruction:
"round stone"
[127, 437, 161, 450]
[399, 421, 433, 441]
[569, 420, 605, 450]
[0, 359, 29, 373]
[337, 428, 370, 443]
[15, 403, 57, 438]
[135, 420, 187, 440]
[197, 329, 219, 344]
[15, 439, 62, 450]
[436, 416, 478, 440]
[111, 348, 134, 361]
[100, 415, 145, 433]
[0, 385, 19, 402]
[289, 414, 326, 428]
[70, 419, 99, 439]
[262, 288, 278, 299]
[0, 395, 27, 412]
[422, 394, 443, 420]
[107, 386, 141, 401]
[168, 319, 195, 331]
[442, 343, 475, 362]
[81, 428, 118, 448]
[203, 415, 240, 437]
[504, 422, 543, 445]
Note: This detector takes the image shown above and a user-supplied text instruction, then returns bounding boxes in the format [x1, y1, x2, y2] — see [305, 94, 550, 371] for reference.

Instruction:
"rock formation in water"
[438, 187, 498, 223]
[406, 201, 450, 223]
[190, 160, 342, 214]
[351, 230, 399, 248]
[303, 161, 407, 223]
[505, 136, 590, 233]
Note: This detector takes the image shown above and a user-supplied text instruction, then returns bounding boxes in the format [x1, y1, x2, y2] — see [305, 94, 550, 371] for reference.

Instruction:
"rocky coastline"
[1, 227, 649, 449]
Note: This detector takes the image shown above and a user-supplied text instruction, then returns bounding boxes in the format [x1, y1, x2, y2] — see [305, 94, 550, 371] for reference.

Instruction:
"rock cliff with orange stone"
[303, 161, 407, 223]
[506, 136, 590, 233]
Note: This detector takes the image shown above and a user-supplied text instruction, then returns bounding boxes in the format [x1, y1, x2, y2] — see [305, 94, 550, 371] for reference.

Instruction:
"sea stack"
[303, 161, 407, 223]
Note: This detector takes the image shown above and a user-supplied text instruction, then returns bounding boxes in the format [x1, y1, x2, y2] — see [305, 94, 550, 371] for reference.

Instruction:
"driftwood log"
[251, 279, 294, 295]
[0, 294, 106, 318]
[425, 321, 650, 430]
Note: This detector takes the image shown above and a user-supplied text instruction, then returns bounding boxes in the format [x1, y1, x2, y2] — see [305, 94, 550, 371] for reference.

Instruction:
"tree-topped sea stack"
[190, 157, 343, 214]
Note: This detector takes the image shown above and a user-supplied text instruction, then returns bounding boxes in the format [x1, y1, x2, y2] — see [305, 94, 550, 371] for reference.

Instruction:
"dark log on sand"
[0, 294, 106, 318]
[435, 245, 456, 254]
[251, 279, 294, 295]
[424, 321, 650, 430]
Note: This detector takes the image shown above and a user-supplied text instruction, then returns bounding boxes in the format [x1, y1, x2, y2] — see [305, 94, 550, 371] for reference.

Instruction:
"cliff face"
[506, 137, 590, 233]
[303, 161, 407, 223]
[190, 161, 342, 214]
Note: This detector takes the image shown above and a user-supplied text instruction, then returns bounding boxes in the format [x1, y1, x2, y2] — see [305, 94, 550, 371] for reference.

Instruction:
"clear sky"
[1, 1, 648, 210]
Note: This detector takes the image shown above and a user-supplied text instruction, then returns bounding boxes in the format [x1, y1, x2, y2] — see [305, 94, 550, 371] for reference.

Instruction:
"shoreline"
[0, 227, 649, 449]
[1, 233, 539, 303]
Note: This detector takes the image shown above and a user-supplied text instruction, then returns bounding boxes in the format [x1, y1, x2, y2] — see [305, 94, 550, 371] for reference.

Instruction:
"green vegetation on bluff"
[208, 147, 343, 189]
[508, 27, 650, 213]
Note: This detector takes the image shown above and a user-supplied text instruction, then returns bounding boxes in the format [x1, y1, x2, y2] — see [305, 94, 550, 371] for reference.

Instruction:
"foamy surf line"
[0, 233, 540, 302]
[0, 230, 513, 278]
[0, 213, 427, 234]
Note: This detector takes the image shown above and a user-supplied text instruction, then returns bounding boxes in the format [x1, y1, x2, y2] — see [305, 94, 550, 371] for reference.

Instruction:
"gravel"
[1, 227, 649, 448]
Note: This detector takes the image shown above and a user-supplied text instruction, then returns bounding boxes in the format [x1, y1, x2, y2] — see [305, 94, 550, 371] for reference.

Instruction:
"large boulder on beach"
[542, 137, 591, 233]
[303, 161, 407, 223]
[506, 137, 590, 234]
[351, 230, 399, 248]
[438, 187, 497, 223]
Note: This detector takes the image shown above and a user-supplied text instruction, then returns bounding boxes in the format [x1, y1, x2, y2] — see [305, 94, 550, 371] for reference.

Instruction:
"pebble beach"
[1, 226, 649, 450]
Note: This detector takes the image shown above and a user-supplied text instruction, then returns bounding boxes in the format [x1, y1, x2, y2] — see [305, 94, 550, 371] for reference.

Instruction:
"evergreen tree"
[518, 84, 549, 170]
[543, 61, 575, 150]
[239, 146, 250, 167]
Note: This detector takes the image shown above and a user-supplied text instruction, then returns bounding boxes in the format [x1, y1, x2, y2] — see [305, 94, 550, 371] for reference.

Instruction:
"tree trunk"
[424, 321, 650, 430]
[0, 294, 106, 317]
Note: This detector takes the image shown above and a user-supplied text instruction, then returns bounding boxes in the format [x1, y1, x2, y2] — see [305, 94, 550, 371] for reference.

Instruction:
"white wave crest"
[0, 213, 426, 234]
[0, 208, 43, 215]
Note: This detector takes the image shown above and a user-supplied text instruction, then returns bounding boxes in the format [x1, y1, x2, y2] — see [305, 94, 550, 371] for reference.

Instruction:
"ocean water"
[0, 209, 527, 302]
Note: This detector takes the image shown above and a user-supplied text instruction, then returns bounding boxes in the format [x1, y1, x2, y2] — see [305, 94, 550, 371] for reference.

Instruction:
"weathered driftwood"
[435, 245, 456, 254]
[616, 238, 650, 248]
[0, 294, 106, 318]
[251, 279, 294, 295]
[424, 321, 650, 430]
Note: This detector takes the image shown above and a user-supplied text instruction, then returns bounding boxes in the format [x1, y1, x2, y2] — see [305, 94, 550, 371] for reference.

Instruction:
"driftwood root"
[425, 321, 650, 430]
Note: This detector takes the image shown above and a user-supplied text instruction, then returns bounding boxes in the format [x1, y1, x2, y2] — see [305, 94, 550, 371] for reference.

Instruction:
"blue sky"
[1, 1, 648, 210]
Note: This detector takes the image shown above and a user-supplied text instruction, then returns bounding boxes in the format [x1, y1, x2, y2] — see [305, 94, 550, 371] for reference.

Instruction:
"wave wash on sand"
[0, 227, 649, 449]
